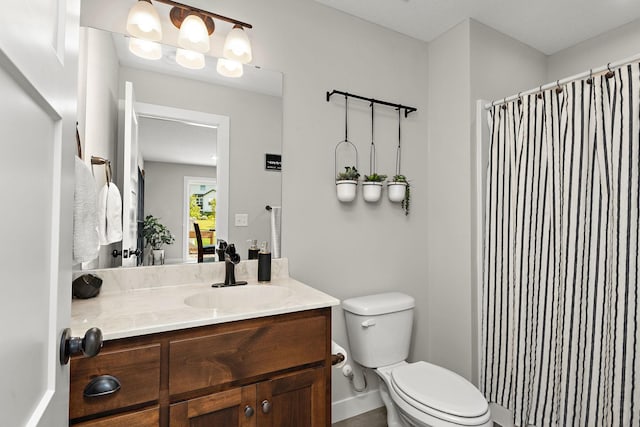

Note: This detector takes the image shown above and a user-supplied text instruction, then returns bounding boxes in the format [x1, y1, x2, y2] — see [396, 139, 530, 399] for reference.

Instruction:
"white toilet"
[342, 292, 491, 427]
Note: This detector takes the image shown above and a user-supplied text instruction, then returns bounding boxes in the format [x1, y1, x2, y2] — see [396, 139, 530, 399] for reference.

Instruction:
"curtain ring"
[517, 91, 522, 105]
[555, 79, 563, 94]
[605, 62, 615, 79]
[587, 69, 593, 84]
[501, 97, 507, 110]
[537, 84, 543, 99]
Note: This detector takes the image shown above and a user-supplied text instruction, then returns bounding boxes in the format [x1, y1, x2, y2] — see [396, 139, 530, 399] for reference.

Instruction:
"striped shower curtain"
[481, 63, 640, 426]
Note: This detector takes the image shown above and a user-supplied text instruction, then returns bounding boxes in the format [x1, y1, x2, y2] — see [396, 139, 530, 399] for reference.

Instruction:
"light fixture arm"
[153, 0, 253, 29]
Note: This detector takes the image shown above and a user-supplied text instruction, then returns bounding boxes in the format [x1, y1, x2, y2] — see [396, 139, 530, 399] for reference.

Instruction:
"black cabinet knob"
[244, 405, 255, 417]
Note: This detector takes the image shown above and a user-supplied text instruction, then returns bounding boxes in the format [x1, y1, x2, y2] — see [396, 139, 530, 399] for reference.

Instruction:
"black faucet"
[216, 239, 227, 262]
[211, 243, 248, 287]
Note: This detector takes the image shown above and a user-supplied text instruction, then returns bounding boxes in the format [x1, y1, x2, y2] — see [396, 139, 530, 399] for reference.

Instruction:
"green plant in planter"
[363, 173, 387, 182]
[336, 166, 360, 181]
[392, 175, 411, 216]
[143, 215, 175, 250]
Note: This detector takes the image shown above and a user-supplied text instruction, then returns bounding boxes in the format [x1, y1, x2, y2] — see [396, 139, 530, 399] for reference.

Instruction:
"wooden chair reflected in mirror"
[193, 223, 216, 263]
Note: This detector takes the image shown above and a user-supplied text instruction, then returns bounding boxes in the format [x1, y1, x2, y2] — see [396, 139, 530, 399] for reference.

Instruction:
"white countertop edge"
[95, 301, 339, 341]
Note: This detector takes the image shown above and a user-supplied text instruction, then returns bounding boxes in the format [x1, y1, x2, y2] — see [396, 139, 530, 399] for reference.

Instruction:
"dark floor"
[332, 408, 387, 427]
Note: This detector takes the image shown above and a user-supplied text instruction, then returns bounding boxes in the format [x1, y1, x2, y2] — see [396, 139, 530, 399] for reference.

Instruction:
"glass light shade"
[176, 48, 205, 70]
[126, 0, 162, 41]
[216, 58, 243, 78]
[222, 25, 252, 64]
[128, 37, 162, 60]
[178, 14, 210, 53]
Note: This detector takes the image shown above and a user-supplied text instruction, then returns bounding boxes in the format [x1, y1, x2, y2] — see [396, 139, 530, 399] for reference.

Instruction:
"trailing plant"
[363, 173, 387, 182]
[143, 215, 175, 250]
[336, 166, 360, 181]
[392, 175, 411, 216]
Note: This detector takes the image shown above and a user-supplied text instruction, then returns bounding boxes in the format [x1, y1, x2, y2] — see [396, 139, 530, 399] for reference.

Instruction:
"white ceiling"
[138, 116, 217, 167]
[314, 0, 640, 55]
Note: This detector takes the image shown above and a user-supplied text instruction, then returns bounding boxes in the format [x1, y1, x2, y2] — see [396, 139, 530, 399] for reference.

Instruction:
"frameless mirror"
[77, 27, 282, 269]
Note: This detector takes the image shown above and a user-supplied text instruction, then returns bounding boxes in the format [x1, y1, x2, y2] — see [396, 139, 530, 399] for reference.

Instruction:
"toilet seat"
[390, 361, 490, 426]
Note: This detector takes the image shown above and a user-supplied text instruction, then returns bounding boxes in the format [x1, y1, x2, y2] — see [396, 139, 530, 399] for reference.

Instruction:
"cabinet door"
[170, 386, 257, 427]
[257, 367, 327, 427]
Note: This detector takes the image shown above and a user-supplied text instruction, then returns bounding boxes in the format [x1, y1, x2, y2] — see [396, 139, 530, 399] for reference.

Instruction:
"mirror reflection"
[77, 27, 283, 269]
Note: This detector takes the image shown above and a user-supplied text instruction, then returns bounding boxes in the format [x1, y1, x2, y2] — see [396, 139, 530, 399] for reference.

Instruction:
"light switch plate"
[235, 213, 249, 227]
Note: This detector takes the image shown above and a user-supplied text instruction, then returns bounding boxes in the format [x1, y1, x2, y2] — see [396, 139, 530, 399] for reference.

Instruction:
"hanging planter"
[363, 178, 385, 202]
[388, 109, 410, 215]
[362, 103, 387, 203]
[336, 166, 360, 202]
[335, 96, 359, 202]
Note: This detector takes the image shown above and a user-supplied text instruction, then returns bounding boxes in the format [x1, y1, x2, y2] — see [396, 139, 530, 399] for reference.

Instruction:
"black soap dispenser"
[257, 241, 271, 282]
[248, 239, 259, 260]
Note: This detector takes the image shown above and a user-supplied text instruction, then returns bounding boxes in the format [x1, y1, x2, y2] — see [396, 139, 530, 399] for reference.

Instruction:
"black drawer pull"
[83, 375, 121, 398]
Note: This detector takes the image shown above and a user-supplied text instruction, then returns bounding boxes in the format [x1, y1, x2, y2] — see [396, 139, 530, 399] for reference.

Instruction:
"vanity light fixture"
[222, 25, 252, 64]
[176, 48, 205, 70]
[171, 7, 213, 53]
[126, 0, 163, 41]
[128, 37, 162, 60]
[125, 0, 253, 72]
[216, 58, 243, 78]
[126, 0, 253, 56]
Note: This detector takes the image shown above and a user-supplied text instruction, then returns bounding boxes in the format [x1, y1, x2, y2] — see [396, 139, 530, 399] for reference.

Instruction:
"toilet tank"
[342, 292, 415, 368]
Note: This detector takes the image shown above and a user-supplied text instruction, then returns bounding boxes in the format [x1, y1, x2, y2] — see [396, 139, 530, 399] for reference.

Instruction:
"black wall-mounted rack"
[326, 89, 417, 117]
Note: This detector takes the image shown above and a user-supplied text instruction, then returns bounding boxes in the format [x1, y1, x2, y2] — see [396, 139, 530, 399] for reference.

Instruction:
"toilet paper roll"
[331, 340, 348, 369]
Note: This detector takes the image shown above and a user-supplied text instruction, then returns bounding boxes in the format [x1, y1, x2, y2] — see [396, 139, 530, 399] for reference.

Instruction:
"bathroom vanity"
[69, 259, 338, 426]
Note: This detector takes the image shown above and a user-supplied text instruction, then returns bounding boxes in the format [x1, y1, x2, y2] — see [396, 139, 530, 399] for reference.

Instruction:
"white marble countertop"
[71, 259, 339, 340]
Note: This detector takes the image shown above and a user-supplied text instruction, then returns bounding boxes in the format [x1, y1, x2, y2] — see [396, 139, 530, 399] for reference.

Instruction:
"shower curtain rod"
[484, 52, 640, 110]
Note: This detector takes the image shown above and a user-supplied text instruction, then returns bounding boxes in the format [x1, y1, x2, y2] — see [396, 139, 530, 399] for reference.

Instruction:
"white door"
[0, 0, 80, 425]
[120, 81, 140, 267]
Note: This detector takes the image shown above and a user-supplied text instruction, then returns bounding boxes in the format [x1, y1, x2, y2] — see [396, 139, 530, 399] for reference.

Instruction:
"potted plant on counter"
[362, 173, 387, 202]
[388, 174, 410, 215]
[143, 215, 175, 265]
[336, 166, 360, 202]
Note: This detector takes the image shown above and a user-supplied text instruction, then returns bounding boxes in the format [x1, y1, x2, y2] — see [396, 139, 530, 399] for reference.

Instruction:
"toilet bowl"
[342, 292, 491, 427]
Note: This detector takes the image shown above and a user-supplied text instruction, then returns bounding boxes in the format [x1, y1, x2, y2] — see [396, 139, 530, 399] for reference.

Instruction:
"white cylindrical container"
[387, 182, 407, 202]
[362, 182, 383, 202]
[336, 180, 357, 202]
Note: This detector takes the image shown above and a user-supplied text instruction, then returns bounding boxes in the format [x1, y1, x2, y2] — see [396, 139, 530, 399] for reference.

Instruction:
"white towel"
[73, 157, 99, 263]
[269, 206, 282, 259]
[97, 182, 123, 245]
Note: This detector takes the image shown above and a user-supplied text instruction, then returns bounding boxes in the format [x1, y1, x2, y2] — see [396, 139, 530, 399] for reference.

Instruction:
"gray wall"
[426, 18, 548, 384]
[426, 20, 473, 380]
[548, 18, 640, 80]
[144, 161, 216, 263]
[77, 27, 121, 269]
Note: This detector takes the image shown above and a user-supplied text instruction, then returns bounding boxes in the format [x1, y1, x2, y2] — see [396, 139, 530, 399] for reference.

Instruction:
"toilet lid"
[391, 361, 488, 418]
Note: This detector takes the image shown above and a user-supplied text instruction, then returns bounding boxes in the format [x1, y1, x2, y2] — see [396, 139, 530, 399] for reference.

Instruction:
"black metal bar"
[326, 90, 417, 117]
[154, 0, 253, 29]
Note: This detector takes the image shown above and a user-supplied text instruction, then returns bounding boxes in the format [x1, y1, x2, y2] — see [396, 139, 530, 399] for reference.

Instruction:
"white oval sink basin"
[184, 285, 292, 313]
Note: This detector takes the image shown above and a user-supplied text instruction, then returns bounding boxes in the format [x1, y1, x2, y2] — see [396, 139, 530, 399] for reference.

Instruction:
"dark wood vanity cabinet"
[69, 308, 331, 427]
[169, 367, 326, 427]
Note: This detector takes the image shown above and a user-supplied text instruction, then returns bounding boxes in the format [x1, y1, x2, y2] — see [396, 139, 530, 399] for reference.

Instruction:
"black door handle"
[59, 327, 103, 365]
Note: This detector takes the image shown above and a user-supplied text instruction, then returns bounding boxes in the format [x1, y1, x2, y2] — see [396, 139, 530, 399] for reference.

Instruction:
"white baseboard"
[331, 389, 384, 423]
